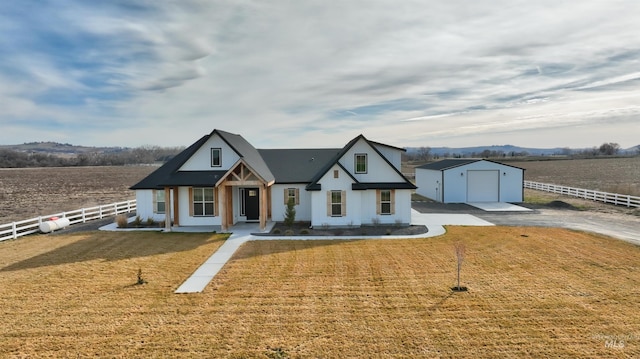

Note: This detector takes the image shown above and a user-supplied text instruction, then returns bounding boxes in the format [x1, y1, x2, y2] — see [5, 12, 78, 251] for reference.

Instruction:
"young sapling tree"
[284, 197, 296, 227]
[453, 241, 467, 291]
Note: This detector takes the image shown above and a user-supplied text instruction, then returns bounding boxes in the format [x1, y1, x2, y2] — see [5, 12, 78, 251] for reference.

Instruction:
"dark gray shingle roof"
[131, 130, 417, 191]
[258, 148, 341, 183]
[130, 135, 210, 190]
[130, 129, 275, 190]
[216, 130, 275, 183]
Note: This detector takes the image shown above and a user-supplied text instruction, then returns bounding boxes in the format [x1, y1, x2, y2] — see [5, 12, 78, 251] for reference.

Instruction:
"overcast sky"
[1, 1, 639, 149]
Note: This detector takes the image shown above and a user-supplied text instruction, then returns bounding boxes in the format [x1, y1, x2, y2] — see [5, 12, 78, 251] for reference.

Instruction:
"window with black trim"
[355, 153, 367, 173]
[155, 190, 166, 214]
[211, 148, 221, 167]
[193, 187, 215, 216]
[331, 191, 342, 216]
[380, 190, 391, 215]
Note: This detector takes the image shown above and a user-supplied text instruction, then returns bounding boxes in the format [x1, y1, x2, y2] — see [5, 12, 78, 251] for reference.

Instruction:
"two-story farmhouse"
[131, 129, 416, 231]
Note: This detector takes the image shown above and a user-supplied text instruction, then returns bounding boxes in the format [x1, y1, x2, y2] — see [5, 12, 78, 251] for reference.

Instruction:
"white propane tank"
[39, 217, 71, 233]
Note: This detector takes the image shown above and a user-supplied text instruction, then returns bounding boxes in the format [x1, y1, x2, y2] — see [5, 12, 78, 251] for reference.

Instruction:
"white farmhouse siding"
[371, 144, 403, 171]
[358, 189, 412, 225]
[176, 186, 222, 226]
[341, 138, 405, 183]
[135, 189, 175, 222]
[416, 159, 524, 203]
[178, 135, 240, 171]
[310, 165, 360, 227]
[270, 184, 312, 222]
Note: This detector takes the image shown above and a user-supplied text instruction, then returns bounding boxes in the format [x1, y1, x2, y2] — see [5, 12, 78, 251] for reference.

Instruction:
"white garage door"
[467, 170, 499, 202]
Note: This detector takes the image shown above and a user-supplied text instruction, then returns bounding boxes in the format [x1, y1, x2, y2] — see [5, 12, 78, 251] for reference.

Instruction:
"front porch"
[161, 160, 273, 232]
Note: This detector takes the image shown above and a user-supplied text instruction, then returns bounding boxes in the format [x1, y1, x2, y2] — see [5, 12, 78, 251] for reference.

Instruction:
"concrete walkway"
[174, 211, 493, 293]
[174, 224, 261, 293]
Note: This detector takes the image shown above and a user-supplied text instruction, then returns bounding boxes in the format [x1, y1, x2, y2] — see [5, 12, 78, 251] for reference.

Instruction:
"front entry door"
[243, 188, 260, 221]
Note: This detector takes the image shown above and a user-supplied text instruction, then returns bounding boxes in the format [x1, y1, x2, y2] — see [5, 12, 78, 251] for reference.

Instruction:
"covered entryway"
[467, 170, 499, 202]
[216, 160, 272, 231]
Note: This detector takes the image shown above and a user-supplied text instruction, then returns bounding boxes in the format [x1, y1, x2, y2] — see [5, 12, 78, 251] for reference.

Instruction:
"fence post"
[12, 222, 17, 239]
[82, 208, 86, 223]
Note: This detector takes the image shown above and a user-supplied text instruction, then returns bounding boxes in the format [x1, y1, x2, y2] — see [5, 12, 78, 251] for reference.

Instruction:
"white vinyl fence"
[524, 181, 640, 208]
[0, 199, 136, 242]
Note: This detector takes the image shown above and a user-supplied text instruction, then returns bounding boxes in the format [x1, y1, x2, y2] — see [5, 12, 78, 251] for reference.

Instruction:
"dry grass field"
[1, 227, 638, 357]
[0, 166, 154, 222]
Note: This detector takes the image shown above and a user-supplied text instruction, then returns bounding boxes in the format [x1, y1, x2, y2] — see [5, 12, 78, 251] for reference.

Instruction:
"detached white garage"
[415, 159, 524, 203]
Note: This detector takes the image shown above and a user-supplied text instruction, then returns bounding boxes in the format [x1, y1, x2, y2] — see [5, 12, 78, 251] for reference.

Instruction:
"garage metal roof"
[417, 159, 525, 171]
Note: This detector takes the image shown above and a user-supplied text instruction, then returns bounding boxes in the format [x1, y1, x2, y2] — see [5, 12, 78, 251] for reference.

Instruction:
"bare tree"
[417, 146, 431, 161]
[598, 142, 620, 156]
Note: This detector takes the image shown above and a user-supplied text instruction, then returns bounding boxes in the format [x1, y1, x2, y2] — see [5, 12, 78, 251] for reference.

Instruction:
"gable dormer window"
[211, 148, 221, 167]
[355, 153, 367, 174]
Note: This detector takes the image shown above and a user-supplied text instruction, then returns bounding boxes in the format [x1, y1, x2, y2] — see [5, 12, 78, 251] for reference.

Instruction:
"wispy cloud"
[0, 0, 639, 148]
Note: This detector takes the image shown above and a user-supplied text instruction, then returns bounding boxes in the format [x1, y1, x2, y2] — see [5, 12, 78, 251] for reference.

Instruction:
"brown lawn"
[0, 227, 639, 358]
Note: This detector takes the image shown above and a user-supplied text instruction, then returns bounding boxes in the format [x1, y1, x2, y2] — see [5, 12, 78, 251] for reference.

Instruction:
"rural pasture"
[0, 166, 154, 223]
[509, 157, 640, 196]
[0, 228, 638, 357]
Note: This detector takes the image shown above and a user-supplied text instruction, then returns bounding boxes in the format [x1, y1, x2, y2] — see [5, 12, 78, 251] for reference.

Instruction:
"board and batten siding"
[270, 184, 312, 222]
[358, 189, 412, 225]
[371, 144, 403, 171]
[178, 135, 240, 171]
[175, 186, 222, 226]
[135, 189, 175, 222]
[340, 138, 406, 183]
[310, 164, 362, 227]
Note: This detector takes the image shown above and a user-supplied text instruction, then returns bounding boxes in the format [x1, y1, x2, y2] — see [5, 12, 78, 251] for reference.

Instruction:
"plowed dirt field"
[0, 166, 155, 222]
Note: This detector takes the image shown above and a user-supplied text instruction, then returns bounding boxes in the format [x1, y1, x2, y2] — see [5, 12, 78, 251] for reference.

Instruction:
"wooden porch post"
[172, 187, 179, 226]
[164, 187, 171, 232]
[220, 184, 227, 232]
[260, 184, 267, 231]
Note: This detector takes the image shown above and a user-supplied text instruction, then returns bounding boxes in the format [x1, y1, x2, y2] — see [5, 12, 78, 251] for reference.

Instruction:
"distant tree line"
[403, 142, 638, 162]
[0, 145, 184, 168]
[403, 146, 531, 162]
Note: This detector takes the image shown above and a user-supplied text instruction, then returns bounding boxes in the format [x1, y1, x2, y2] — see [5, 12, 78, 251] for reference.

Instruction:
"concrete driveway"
[411, 201, 640, 245]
